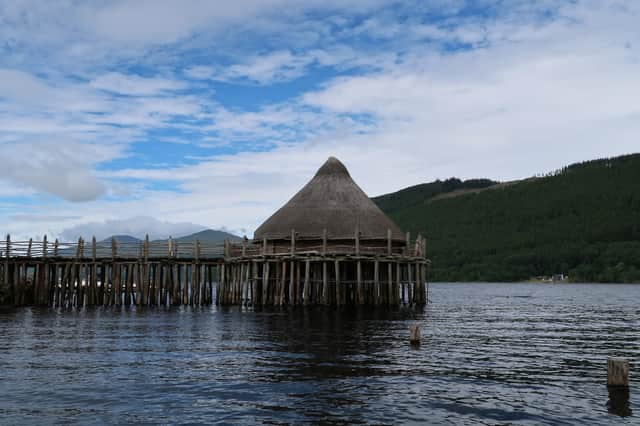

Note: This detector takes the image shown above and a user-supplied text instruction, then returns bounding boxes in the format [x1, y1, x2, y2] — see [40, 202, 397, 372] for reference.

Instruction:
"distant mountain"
[173, 229, 241, 244]
[374, 154, 640, 283]
[98, 235, 141, 244]
[57, 230, 240, 258]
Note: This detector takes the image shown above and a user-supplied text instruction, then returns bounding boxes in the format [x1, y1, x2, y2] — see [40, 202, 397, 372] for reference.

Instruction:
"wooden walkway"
[1, 233, 429, 308]
[0, 236, 223, 307]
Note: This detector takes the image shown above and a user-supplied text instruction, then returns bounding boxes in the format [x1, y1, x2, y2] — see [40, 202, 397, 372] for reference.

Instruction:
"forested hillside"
[374, 154, 640, 283]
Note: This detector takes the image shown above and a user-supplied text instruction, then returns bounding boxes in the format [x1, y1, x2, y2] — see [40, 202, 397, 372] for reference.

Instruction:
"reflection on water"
[0, 283, 638, 425]
[608, 386, 632, 417]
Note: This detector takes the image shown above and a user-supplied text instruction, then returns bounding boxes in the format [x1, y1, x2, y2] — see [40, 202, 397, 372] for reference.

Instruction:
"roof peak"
[314, 156, 350, 178]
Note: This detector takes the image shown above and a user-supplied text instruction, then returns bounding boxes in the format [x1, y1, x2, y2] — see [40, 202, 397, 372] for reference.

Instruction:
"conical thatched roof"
[254, 157, 405, 241]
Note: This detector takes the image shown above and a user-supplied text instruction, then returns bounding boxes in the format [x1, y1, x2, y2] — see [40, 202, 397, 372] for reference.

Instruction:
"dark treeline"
[374, 154, 640, 283]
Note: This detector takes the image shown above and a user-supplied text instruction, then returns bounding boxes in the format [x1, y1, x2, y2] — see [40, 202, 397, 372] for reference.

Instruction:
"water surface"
[1, 283, 638, 424]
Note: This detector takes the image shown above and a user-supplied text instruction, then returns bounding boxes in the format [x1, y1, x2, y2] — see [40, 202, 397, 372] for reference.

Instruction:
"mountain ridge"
[373, 153, 640, 283]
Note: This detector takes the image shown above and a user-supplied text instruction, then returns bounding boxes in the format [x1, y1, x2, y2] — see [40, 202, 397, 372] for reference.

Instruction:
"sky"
[1, 0, 639, 241]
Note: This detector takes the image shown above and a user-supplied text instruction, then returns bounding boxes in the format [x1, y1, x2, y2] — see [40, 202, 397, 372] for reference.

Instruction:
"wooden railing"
[1, 235, 225, 260]
[1, 229, 427, 260]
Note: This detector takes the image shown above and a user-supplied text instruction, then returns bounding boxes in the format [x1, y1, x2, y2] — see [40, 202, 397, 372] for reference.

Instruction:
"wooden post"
[112, 237, 117, 259]
[356, 260, 362, 304]
[303, 259, 310, 305]
[387, 262, 393, 306]
[280, 261, 286, 306]
[54, 239, 59, 257]
[335, 260, 341, 306]
[141, 236, 149, 306]
[409, 324, 421, 345]
[195, 240, 201, 305]
[40, 235, 49, 306]
[168, 236, 173, 258]
[387, 229, 392, 255]
[290, 229, 296, 255]
[289, 260, 295, 305]
[27, 238, 32, 257]
[262, 261, 269, 306]
[183, 263, 189, 305]
[374, 260, 380, 305]
[407, 261, 413, 305]
[396, 262, 402, 305]
[322, 229, 327, 256]
[608, 358, 630, 387]
[405, 232, 411, 256]
[322, 260, 328, 305]
[242, 237, 247, 257]
[262, 238, 268, 256]
[3, 235, 8, 303]
[355, 226, 360, 255]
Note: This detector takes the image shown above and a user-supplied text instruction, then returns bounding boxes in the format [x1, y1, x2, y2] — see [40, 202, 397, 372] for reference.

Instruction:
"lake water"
[0, 283, 638, 425]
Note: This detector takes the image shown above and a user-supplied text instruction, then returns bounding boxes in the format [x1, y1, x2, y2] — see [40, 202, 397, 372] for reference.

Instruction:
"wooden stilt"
[335, 260, 341, 306]
[303, 259, 310, 305]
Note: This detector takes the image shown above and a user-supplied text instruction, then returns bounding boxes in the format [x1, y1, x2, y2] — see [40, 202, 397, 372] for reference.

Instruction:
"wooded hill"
[373, 154, 640, 283]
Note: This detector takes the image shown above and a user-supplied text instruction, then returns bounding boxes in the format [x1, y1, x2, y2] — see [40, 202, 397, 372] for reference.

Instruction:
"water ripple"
[0, 283, 638, 424]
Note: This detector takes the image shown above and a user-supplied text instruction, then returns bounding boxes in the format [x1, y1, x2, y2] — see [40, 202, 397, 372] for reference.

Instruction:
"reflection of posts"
[607, 386, 632, 417]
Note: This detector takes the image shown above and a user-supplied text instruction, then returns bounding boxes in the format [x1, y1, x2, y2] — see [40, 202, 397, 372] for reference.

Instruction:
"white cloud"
[90, 72, 186, 96]
[2, 0, 640, 243]
[215, 50, 315, 84]
[0, 141, 110, 202]
[59, 216, 209, 241]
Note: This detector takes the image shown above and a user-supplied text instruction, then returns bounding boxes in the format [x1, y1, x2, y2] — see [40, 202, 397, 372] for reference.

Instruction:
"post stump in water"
[608, 358, 630, 387]
[409, 324, 420, 345]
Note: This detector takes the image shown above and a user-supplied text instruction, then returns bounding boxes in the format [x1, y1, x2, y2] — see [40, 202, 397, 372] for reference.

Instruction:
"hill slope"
[373, 154, 640, 283]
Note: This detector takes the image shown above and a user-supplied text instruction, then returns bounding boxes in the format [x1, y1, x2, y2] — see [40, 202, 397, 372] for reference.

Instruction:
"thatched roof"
[254, 157, 405, 241]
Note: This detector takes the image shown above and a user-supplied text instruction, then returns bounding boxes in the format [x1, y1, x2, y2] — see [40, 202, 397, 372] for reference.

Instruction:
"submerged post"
[409, 324, 421, 345]
[608, 358, 630, 387]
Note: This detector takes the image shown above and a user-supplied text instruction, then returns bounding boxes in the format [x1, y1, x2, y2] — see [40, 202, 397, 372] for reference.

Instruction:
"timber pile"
[0, 235, 220, 307]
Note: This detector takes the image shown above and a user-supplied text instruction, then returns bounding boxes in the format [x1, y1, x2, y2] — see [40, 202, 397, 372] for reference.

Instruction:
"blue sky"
[1, 0, 639, 240]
